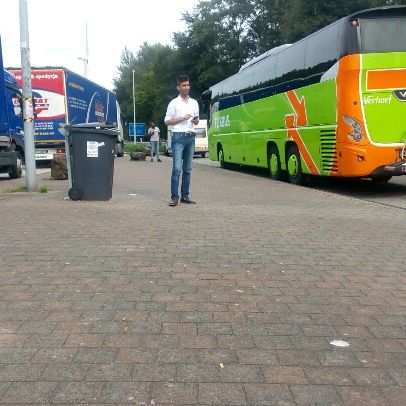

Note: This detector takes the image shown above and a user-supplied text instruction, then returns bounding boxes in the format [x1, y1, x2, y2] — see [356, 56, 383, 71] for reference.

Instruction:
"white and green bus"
[202, 6, 406, 184]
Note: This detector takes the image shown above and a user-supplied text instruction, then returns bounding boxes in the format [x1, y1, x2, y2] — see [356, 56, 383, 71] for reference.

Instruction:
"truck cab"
[0, 36, 23, 179]
[4, 70, 24, 161]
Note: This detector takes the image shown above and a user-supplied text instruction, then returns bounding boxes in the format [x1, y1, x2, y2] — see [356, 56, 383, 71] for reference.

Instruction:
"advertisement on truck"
[9, 67, 124, 161]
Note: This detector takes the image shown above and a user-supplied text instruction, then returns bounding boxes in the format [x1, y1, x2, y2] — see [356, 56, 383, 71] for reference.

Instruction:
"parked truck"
[8, 67, 124, 162]
[0, 36, 22, 179]
[165, 119, 208, 157]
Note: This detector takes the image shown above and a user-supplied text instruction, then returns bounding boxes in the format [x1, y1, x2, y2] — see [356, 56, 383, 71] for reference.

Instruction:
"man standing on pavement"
[164, 74, 199, 207]
[148, 122, 161, 162]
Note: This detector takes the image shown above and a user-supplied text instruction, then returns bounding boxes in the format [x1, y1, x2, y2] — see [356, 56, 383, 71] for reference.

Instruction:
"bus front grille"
[320, 130, 338, 175]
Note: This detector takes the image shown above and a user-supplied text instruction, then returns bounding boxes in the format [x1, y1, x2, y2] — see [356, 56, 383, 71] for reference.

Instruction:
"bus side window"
[201, 89, 213, 126]
[210, 102, 218, 115]
[209, 102, 219, 127]
[304, 21, 339, 75]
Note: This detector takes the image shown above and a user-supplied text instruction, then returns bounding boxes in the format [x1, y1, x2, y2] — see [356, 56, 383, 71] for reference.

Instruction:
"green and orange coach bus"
[202, 6, 406, 184]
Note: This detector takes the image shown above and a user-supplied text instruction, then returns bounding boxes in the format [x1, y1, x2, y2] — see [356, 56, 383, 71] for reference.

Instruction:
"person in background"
[148, 122, 161, 162]
[164, 74, 199, 207]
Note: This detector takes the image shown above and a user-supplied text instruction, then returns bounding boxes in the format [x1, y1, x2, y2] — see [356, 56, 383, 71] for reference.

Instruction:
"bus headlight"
[343, 115, 364, 142]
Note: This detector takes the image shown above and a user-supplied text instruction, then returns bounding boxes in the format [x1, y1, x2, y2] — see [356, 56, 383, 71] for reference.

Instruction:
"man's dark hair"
[177, 74, 189, 85]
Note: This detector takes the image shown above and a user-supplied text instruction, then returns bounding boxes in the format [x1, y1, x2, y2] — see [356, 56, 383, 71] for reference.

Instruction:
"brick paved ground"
[0, 155, 405, 405]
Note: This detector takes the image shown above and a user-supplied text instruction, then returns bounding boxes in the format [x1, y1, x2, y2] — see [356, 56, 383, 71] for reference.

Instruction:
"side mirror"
[200, 90, 212, 116]
[200, 89, 212, 100]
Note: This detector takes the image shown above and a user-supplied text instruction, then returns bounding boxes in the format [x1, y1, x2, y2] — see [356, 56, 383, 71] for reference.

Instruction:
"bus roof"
[207, 5, 406, 104]
[348, 5, 406, 20]
[238, 44, 292, 72]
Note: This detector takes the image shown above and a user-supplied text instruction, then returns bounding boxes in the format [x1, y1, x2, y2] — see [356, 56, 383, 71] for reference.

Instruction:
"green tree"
[114, 47, 135, 135]
[280, 0, 406, 42]
[114, 0, 406, 135]
[247, 0, 285, 53]
[114, 44, 180, 138]
[174, 0, 259, 95]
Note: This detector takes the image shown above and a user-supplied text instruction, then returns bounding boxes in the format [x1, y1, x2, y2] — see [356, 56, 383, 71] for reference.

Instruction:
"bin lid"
[64, 123, 119, 137]
[64, 122, 117, 130]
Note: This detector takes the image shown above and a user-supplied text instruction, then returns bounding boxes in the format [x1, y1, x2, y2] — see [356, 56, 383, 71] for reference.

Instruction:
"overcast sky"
[0, 0, 199, 90]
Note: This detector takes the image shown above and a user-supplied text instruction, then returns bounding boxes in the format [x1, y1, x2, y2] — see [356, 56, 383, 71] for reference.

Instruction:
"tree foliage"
[113, 0, 405, 137]
[279, 0, 405, 42]
[113, 43, 179, 137]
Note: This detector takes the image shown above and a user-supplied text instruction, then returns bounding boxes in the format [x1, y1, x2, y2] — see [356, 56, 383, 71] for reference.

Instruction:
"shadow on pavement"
[219, 163, 406, 206]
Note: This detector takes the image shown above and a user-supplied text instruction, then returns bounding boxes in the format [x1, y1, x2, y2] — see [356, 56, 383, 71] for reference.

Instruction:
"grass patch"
[124, 142, 149, 153]
[4, 185, 50, 193]
[4, 186, 27, 193]
[124, 142, 166, 154]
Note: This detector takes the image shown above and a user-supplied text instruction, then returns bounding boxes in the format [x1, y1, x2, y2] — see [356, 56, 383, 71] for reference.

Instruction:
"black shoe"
[180, 197, 196, 204]
[150, 159, 153, 162]
[168, 198, 178, 207]
[157, 159, 162, 162]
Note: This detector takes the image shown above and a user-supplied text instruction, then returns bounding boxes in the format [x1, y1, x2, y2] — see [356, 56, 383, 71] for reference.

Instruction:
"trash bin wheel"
[68, 188, 82, 201]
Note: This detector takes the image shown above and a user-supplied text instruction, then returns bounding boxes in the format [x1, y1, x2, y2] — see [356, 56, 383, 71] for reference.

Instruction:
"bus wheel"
[268, 145, 282, 181]
[287, 145, 304, 185]
[218, 146, 227, 168]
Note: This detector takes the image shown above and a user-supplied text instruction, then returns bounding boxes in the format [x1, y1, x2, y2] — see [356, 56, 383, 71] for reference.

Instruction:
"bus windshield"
[360, 17, 406, 53]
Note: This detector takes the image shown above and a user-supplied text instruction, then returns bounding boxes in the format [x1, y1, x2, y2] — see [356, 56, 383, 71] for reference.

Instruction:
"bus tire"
[200, 152, 206, 158]
[218, 146, 227, 169]
[268, 144, 283, 181]
[287, 144, 305, 185]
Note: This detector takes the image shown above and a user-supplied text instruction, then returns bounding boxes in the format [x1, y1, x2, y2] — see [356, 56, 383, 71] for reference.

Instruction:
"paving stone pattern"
[0, 156, 405, 405]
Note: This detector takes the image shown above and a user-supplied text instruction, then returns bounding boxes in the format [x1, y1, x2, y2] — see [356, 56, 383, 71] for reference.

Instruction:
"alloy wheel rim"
[288, 155, 298, 177]
[270, 154, 278, 175]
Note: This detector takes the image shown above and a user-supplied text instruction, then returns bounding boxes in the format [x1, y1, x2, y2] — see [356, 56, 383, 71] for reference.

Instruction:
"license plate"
[35, 149, 56, 160]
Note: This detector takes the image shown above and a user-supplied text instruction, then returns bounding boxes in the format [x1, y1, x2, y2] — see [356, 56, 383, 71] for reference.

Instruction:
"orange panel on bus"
[367, 69, 406, 90]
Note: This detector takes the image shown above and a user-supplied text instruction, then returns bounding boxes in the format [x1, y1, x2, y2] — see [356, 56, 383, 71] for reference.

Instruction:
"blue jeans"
[171, 133, 195, 199]
[150, 140, 159, 159]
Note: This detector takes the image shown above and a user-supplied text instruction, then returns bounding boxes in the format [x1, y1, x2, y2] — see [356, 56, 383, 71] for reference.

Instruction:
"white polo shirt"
[164, 95, 199, 132]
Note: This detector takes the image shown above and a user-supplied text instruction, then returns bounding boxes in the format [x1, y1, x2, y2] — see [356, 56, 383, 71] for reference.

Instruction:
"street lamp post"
[19, 0, 37, 191]
[132, 69, 136, 145]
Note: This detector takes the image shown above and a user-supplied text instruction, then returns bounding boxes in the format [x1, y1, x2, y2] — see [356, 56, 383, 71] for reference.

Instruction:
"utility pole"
[19, 0, 37, 191]
[132, 69, 136, 145]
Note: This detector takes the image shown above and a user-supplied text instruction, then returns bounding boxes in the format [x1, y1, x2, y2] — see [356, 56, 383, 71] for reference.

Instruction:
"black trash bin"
[65, 124, 118, 201]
